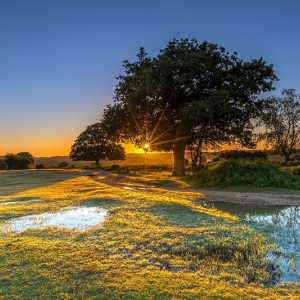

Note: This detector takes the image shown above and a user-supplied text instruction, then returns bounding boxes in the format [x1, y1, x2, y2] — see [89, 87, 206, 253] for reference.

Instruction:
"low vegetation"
[194, 159, 300, 189]
[0, 170, 299, 298]
[1, 152, 34, 170]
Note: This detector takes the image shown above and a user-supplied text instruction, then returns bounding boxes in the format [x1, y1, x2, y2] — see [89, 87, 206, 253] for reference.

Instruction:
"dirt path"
[196, 189, 300, 206]
[87, 170, 300, 206]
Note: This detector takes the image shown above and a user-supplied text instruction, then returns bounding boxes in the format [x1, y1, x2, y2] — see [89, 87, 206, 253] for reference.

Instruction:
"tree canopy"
[70, 122, 125, 166]
[103, 39, 277, 175]
[4, 152, 34, 170]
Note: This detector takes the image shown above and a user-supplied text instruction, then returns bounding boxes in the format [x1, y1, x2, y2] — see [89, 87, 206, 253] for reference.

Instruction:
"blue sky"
[0, 0, 299, 155]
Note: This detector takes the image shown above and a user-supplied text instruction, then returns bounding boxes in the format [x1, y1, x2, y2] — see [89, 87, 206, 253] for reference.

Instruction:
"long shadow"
[0, 169, 83, 196]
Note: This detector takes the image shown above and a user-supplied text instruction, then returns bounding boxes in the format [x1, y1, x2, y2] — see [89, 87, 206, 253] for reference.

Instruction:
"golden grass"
[0, 170, 299, 299]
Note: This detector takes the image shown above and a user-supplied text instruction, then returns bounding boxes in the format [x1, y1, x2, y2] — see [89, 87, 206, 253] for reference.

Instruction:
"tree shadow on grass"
[80, 198, 125, 208]
[148, 203, 226, 227]
[0, 170, 82, 196]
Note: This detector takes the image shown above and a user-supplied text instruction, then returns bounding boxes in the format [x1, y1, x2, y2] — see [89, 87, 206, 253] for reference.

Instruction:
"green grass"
[0, 170, 299, 299]
[194, 159, 300, 190]
[0, 169, 80, 196]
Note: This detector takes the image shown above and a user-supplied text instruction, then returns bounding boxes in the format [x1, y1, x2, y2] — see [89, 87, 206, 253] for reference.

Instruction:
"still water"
[1, 206, 108, 233]
[207, 201, 300, 282]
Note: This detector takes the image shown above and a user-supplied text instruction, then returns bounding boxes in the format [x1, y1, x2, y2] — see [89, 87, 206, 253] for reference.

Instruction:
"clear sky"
[1, 0, 300, 156]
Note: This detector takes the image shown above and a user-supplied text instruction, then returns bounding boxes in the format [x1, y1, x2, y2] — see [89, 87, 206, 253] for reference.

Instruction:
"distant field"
[35, 152, 173, 168]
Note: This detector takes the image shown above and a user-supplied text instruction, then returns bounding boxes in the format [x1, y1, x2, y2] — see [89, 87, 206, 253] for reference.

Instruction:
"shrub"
[0, 160, 7, 170]
[195, 159, 300, 189]
[286, 160, 300, 167]
[36, 164, 45, 169]
[57, 161, 69, 168]
[219, 150, 268, 160]
[4, 153, 34, 170]
[284, 165, 300, 175]
[110, 164, 121, 171]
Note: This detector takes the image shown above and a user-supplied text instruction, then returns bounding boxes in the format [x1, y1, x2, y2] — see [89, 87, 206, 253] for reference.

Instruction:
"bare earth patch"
[197, 189, 300, 206]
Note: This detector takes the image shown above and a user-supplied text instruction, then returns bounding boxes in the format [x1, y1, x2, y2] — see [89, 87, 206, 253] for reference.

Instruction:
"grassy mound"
[195, 159, 300, 189]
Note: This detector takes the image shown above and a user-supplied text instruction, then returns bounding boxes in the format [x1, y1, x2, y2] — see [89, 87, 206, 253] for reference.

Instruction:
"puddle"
[205, 201, 300, 282]
[1, 206, 108, 233]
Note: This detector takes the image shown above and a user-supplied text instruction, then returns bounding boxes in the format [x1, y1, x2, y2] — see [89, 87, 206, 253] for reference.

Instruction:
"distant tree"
[4, 152, 34, 170]
[102, 39, 277, 176]
[0, 160, 7, 170]
[70, 122, 125, 166]
[17, 152, 35, 166]
[261, 89, 300, 164]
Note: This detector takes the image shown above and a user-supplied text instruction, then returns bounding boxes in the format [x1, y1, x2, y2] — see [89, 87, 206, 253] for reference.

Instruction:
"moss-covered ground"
[0, 170, 299, 299]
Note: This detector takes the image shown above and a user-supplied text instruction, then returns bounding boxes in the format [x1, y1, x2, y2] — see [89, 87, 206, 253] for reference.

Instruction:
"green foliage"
[0, 160, 7, 170]
[195, 159, 300, 188]
[103, 38, 277, 175]
[284, 165, 300, 175]
[219, 150, 268, 160]
[70, 122, 125, 165]
[4, 152, 34, 170]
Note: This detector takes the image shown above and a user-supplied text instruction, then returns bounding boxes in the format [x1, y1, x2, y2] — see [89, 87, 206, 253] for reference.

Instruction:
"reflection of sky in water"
[1, 206, 108, 233]
[244, 207, 300, 281]
[206, 202, 300, 282]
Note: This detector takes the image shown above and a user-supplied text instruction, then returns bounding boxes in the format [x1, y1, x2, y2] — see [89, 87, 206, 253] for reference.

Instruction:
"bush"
[219, 150, 268, 160]
[0, 160, 7, 170]
[284, 165, 300, 175]
[195, 159, 300, 189]
[4, 153, 34, 170]
[36, 164, 45, 169]
[57, 161, 69, 168]
[286, 160, 300, 167]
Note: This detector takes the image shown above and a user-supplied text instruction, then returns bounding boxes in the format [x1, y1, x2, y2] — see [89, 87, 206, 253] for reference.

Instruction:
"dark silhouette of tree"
[261, 89, 300, 164]
[103, 39, 277, 176]
[4, 152, 34, 169]
[17, 152, 35, 166]
[70, 123, 125, 166]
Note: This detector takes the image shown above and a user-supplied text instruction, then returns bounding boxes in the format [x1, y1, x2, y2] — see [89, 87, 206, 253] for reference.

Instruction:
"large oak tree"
[103, 39, 277, 175]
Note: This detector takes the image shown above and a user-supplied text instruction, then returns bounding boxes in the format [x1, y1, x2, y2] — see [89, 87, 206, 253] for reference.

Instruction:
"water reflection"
[1, 206, 108, 233]
[204, 201, 300, 282]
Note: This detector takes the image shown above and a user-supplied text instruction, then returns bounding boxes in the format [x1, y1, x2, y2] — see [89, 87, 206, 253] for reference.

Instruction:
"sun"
[143, 143, 150, 152]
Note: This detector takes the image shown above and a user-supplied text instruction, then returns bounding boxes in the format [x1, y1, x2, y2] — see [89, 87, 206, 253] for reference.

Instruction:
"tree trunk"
[283, 153, 290, 165]
[95, 159, 100, 167]
[172, 142, 186, 176]
[198, 140, 203, 167]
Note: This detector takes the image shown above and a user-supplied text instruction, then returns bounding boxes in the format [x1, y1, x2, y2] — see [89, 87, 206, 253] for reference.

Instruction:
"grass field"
[0, 170, 299, 299]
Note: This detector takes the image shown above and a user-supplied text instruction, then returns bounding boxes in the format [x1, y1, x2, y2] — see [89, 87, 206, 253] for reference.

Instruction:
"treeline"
[0, 152, 34, 170]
